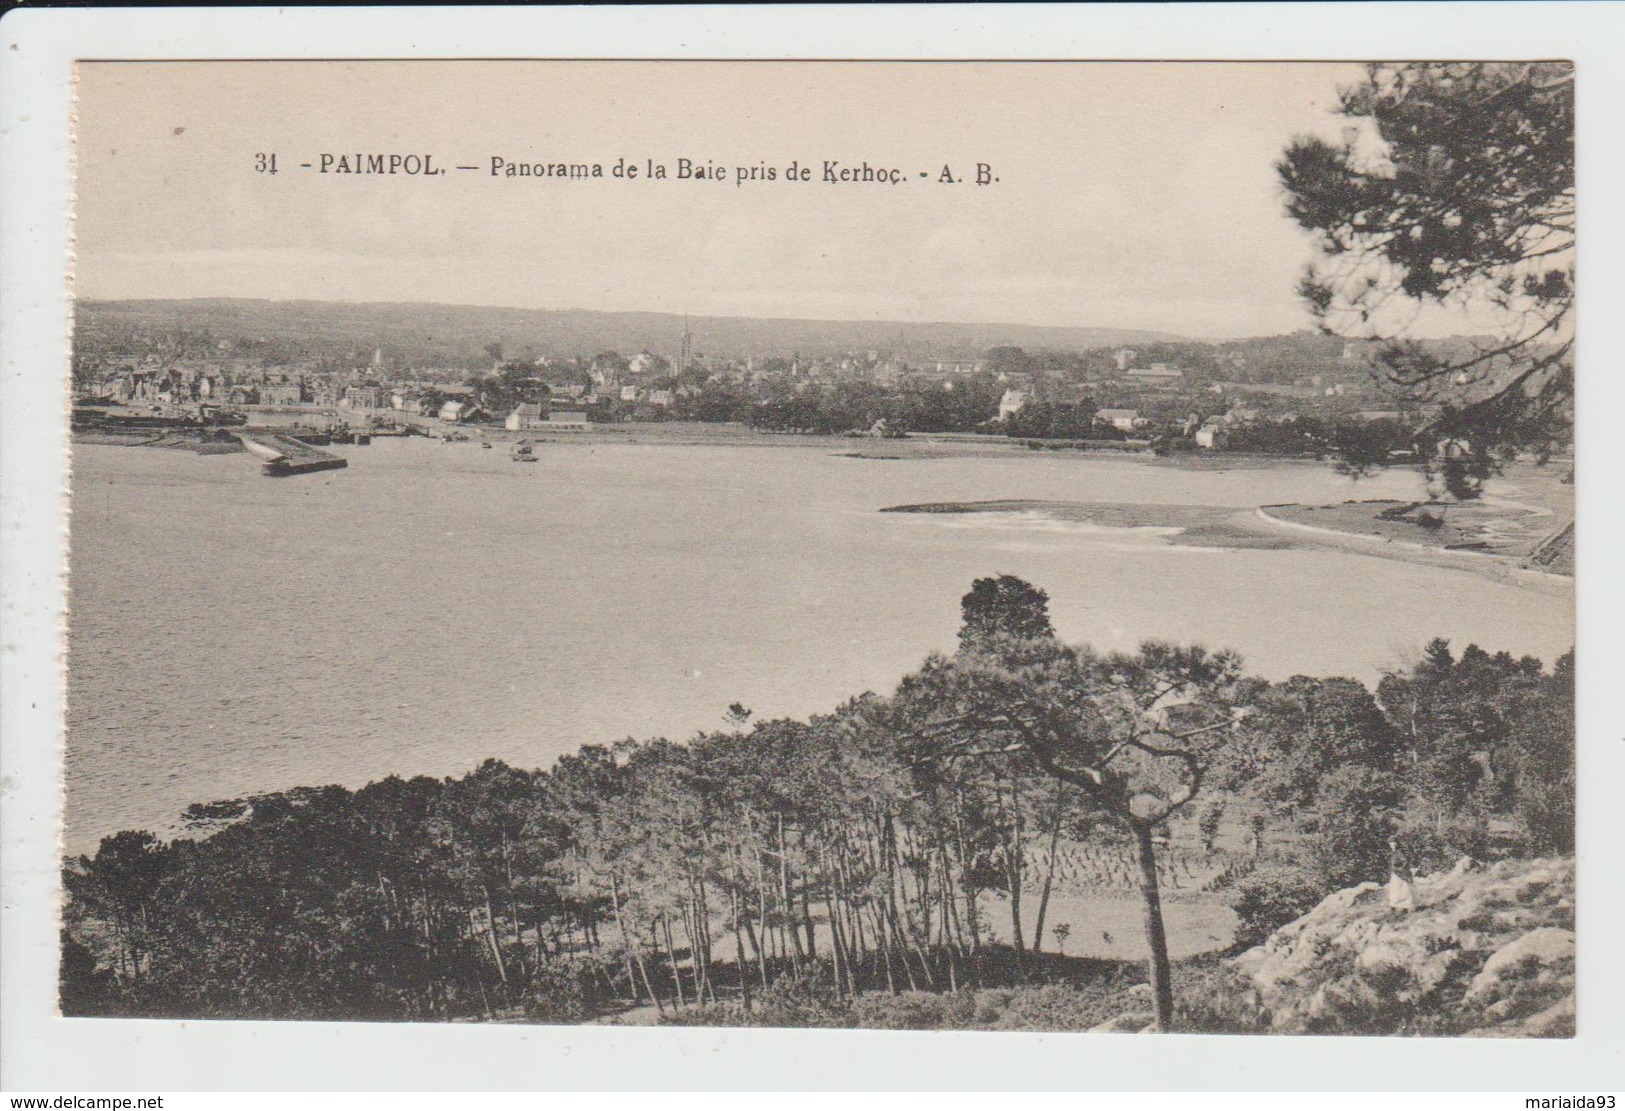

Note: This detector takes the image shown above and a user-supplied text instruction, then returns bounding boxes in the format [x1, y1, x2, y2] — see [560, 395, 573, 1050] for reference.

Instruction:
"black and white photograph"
[50, 56, 1580, 1041]
[12, 8, 1625, 1090]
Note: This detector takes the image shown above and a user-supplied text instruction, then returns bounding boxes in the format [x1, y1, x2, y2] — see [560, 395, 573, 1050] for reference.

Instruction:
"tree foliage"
[883, 579, 1245, 1030]
[957, 575, 1055, 653]
[59, 579, 1574, 1030]
[1280, 63, 1575, 486]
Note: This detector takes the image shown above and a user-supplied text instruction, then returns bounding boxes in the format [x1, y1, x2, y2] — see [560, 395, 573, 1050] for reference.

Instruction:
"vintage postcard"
[58, 56, 1576, 1034]
[4, 5, 1621, 1094]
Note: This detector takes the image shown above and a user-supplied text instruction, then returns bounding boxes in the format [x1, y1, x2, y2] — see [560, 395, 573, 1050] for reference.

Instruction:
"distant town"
[70, 299, 1533, 461]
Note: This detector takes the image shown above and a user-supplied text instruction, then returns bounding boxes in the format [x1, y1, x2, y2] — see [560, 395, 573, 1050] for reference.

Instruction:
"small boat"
[238, 437, 288, 465]
[235, 431, 348, 476]
[261, 456, 348, 477]
[511, 441, 538, 462]
[481, 441, 493, 449]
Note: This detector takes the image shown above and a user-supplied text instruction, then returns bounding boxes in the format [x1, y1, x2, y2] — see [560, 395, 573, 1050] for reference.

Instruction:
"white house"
[342, 385, 382, 410]
[1096, 408, 1142, 433]
[506, 402, 545, 431]
[1195, 419, 1228, 449]
[998, 389, 1029, 421]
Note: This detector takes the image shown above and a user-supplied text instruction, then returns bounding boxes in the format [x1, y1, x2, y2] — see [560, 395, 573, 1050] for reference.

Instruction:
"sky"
[72, 61, 1371, 339]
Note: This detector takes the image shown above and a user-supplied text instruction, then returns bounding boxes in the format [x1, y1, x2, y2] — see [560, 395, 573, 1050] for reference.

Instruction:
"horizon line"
[76, 294, 1339, 345]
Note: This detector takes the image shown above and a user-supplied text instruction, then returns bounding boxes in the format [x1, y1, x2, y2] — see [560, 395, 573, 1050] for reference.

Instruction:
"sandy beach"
[882, 480, 1573, 590]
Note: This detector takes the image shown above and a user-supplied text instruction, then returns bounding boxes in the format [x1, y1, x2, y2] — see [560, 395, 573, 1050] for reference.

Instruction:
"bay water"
[63, 438, 1573, 855]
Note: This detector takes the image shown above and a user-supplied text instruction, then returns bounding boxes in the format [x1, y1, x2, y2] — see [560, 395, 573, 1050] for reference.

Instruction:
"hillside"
[73, 298, 1188, 365]
[1153, 857, 1576, 1037]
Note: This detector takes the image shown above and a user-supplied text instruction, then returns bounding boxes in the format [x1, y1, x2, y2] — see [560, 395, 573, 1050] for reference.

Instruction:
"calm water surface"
[65, 439, 1573, 853]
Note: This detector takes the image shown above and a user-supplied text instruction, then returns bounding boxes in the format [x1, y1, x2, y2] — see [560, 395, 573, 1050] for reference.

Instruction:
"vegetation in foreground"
[62, 576, 1572, 1032]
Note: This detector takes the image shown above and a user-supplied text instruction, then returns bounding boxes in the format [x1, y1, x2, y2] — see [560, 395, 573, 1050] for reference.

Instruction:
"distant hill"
[73, 298, 1189, 366]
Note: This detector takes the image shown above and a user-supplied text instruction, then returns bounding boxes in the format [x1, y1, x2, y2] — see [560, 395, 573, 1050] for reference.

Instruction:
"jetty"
[235, 431, 349, 477]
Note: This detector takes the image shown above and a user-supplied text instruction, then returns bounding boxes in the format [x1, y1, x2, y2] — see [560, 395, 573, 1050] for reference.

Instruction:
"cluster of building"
[78, 333, 1408, 445]
[82, 354, 451, 411]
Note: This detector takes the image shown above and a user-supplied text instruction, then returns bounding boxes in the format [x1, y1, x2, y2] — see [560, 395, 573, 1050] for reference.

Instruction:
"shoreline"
[73, 425, 1572, 588]
[74, 424, 1573, 587]
[71, 420, 1353, 467]
[1252, 505, 1571, 590]
[883, 496, 1573, 590]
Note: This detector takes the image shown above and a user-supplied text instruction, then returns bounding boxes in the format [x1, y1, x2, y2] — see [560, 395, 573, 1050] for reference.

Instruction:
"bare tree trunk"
[1007, 828, 1026, 955]
[891, 827, 938, 989]
[835, 843, 863, 967]
[689, 870, 708, 974]
[938, 843, 965, 959]
[608, 874, 643, 1006]
[797, 830, 818, 960]
[821, 874, 848, 999]
[888, 899, 926, 991]
[730, 885, 752, 1013]
[500, 839, 529, 981]
[681, 882, 713, 1005]
[777, 813, 806, 968]
[1031, 796, 1066, 952]
[633, 943, 665, 1019]
[680, 887, 701, 1003]
[879, 821, 920, 992]
[748, 835, 773, 990]
[743, 915, 769, 991]
[993, 774, 1027, 956]
[800, 885, 818, 962]
[1133, 819, 1175, 1032]
[875, 904, 898, 994]
[951, 798, 982, 958]
[660, 916, 687, 1009]
[480, 885, 509, 989]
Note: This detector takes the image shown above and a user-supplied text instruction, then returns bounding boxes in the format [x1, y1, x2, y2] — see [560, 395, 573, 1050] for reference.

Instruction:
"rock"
[1317, 881, 1384, 917]
[1356, 943, 1407, 971]
[1465, 927, 1575, 1005]
[1223, 857, 1574, 1037]
[1507, 996, 1576, 1039]
[1415, 948, 1467, 995]
[1089, 1011, 1156, 1033]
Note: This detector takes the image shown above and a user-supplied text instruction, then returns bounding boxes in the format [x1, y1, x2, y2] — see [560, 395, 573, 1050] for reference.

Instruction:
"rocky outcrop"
[1170, 857, 1575, 1037]
[1088, 1011, 1157, 1033]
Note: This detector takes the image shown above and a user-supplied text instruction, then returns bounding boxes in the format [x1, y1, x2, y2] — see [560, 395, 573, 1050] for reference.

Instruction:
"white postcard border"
[3, 3, 1622, 1092]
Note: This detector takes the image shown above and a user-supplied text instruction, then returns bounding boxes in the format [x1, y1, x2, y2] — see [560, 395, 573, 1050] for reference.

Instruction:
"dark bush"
[1229, 864, 1330, 950]
[523, 959, 616, 1024]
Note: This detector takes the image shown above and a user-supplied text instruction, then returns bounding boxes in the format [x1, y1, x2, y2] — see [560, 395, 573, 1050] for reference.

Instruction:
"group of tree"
[999, 402, 1123, 442]
[1212, 637, 1572, 948]
[465, 362, 553, 417]
[745, 378, 1004, 436]
[62, 575, 1572, 1032]
[1223, 415, 1415, 462]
